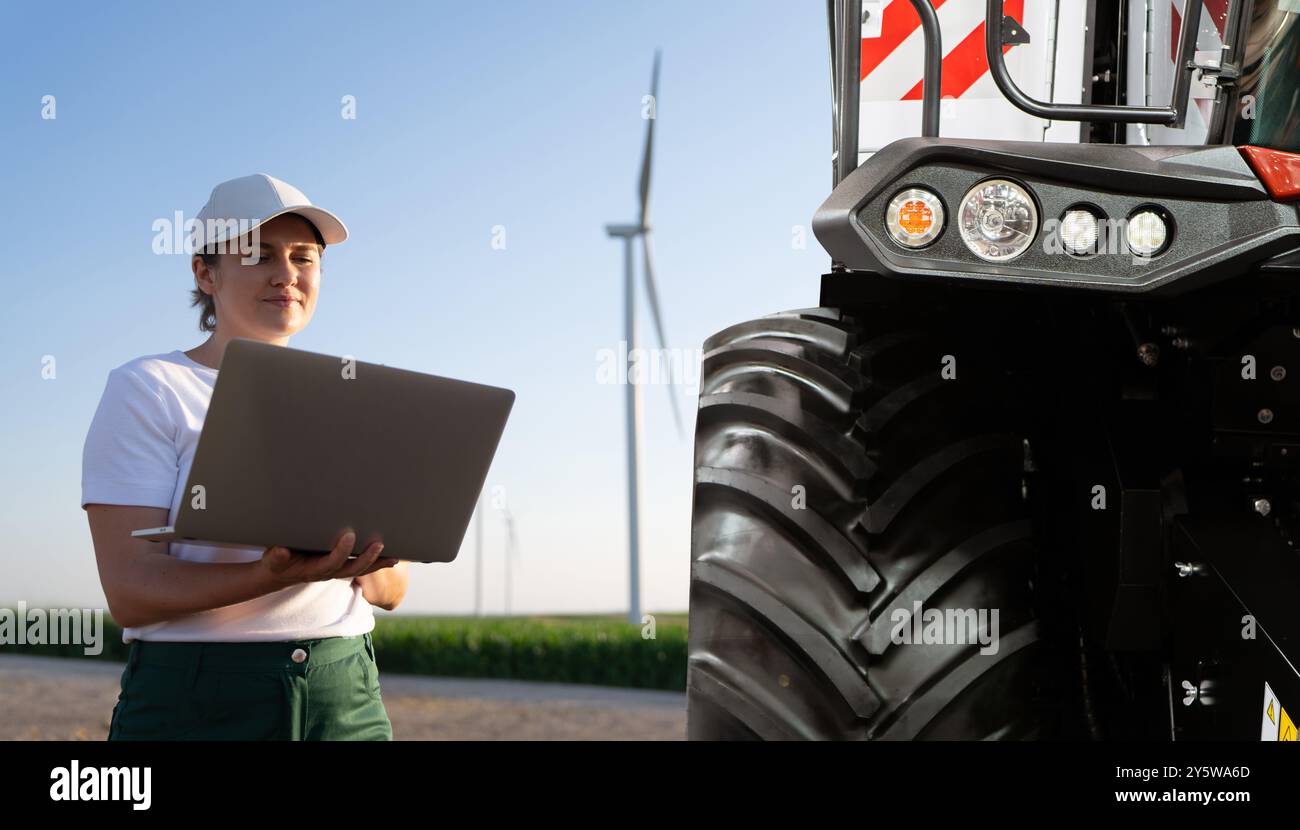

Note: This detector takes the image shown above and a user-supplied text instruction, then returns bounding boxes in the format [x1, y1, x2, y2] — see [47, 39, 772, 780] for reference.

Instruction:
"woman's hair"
[189, 220, 326, 332]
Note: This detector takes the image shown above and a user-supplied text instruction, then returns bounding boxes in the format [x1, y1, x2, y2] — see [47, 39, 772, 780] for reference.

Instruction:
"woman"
[82, 173, 408, 740]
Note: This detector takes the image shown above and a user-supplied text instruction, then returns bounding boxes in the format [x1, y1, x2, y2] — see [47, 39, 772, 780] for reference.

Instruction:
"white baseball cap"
[190, 173, 348, 251]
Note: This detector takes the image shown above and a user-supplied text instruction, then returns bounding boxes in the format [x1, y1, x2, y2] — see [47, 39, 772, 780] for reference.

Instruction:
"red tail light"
[1240, 146, 1300, 201]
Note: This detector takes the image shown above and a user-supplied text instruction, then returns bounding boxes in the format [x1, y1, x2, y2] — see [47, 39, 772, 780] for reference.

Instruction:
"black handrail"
[831, 0, 942, 187]
[985, 0, 1199, 126]
[910, 0, 943, 138]
[833, 0, 861, 188]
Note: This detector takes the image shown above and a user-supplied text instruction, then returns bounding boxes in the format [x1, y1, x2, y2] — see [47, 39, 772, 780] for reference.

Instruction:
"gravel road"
[0, 654, 686, 741]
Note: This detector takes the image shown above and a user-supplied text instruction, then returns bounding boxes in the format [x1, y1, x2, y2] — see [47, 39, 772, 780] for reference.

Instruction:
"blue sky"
[0, 1, 833, 615]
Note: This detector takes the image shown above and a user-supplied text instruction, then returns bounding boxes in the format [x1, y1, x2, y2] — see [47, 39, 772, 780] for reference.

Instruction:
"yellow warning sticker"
[1261, 682, 1296, 741]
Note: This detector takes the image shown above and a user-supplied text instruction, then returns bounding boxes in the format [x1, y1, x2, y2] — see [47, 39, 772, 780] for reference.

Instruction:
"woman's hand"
[258, 529, 398, 589]
[355, 561, 409, 611]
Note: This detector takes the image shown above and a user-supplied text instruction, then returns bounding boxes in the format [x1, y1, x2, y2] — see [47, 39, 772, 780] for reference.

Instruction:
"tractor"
[685, 0, 1300, 740]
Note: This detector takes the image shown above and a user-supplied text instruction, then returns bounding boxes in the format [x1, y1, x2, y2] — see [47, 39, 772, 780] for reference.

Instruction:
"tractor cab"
[684, 0, 1300, 742]
[814, 0, 1300, 295]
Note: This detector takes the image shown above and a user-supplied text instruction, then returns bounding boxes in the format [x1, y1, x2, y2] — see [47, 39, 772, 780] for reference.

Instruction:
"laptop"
[131, 337, 515, 563]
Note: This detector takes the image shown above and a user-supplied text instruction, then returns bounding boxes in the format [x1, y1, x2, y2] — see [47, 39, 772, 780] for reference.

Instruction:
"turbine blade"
[637, 50, 661, 227]
[641, 231, 683, 439]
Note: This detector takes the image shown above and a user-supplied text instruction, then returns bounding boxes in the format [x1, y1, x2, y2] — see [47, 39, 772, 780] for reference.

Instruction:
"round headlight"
[885, 188, 944, 249]
[958, 179, 1038, 262]
[1125, 209, 1169, 257]
[1059, 209, 1101, 256]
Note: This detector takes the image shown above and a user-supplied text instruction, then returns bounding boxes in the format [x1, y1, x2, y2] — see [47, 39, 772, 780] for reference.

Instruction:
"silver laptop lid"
[175, 337, 514, 562]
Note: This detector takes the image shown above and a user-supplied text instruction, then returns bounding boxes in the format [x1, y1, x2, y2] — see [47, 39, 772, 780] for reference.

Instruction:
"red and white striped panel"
[856, 0, 1089, 155]
[860, 0, 1026, 103]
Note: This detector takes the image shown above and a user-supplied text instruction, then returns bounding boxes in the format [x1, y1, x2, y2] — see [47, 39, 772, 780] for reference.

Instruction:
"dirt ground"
[0, 654, 686, 741]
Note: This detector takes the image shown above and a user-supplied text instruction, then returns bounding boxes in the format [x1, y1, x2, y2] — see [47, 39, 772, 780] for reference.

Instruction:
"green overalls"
[107, 631, 392, 740]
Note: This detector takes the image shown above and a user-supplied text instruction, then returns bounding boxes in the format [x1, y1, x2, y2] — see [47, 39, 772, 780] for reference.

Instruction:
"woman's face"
[192, 213, 322, 340]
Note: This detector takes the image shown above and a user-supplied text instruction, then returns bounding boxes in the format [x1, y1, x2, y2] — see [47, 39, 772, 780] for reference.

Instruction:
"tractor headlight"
[1059, 208, 1102, 256]
[885, 188, 944, 249]
[958, 179, 1038, 262]
[1125, 209, 1170, 257]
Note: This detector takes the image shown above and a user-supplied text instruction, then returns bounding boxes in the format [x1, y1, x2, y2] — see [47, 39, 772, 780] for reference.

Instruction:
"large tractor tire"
[686, 307, 1052, 740]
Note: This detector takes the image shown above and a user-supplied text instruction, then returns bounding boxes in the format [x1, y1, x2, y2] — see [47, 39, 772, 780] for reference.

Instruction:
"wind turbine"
[474, 492, 483, 616]
[605, 50, 683, 626]
[503, 506, 518, 616]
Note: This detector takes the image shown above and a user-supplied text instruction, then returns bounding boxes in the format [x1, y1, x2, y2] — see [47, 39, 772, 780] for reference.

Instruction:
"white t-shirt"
[81, 349, 375, 643]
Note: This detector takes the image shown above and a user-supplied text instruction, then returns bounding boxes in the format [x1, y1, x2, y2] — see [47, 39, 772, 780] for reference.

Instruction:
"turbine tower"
[605, 51, 683, 626]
